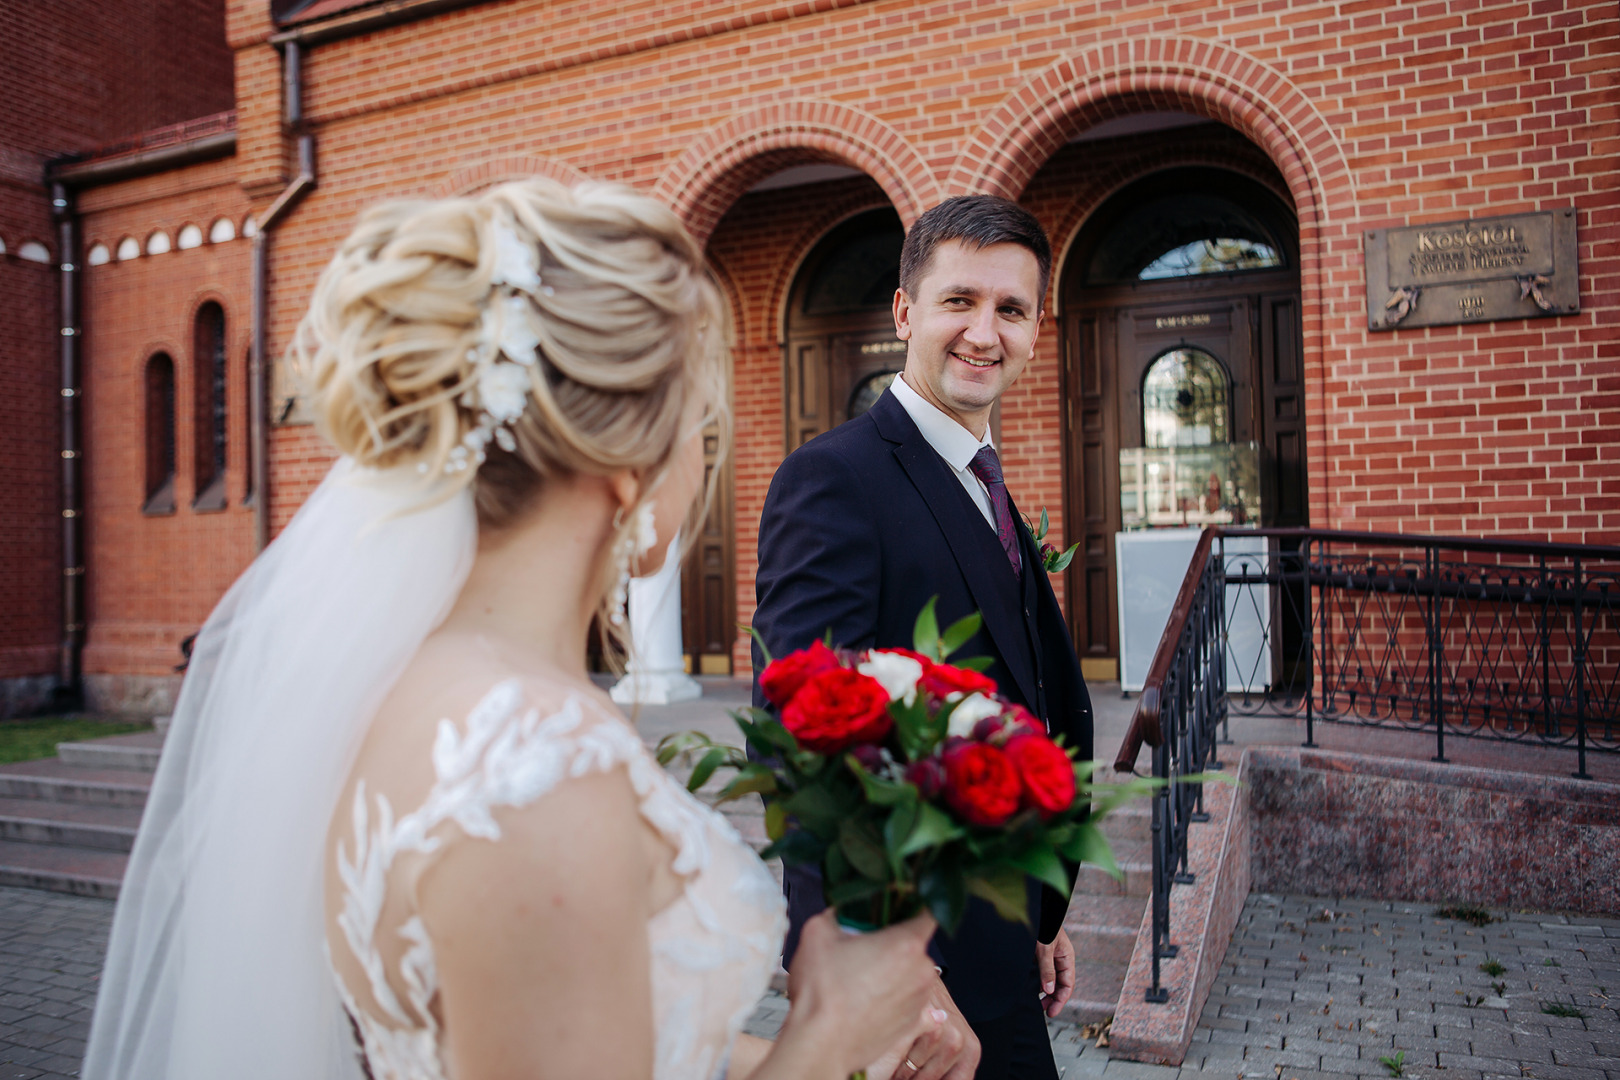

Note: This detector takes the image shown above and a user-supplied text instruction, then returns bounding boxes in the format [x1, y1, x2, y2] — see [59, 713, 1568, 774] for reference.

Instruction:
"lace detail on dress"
[330, 680, 786, 1080]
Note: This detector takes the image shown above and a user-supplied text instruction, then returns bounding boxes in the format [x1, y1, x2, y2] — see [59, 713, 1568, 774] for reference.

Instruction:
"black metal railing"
[1114, 526, 1620, 1003]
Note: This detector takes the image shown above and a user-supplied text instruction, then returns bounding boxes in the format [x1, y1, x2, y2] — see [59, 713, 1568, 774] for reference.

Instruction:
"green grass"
[1540, 1002, 1585, 1019]
[0, 716, 151, 765]
[1479, 957, 1506, 976]
[1378, 1050, 1406, 1078]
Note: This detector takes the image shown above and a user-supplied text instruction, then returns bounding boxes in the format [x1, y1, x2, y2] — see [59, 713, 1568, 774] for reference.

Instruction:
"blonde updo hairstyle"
[294, 178, 729, 657]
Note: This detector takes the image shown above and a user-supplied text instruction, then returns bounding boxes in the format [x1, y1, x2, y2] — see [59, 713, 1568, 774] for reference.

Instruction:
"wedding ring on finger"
[904, 1061, 920, 1073]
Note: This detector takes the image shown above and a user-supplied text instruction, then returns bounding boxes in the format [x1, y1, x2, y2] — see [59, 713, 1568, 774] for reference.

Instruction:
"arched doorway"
[783, 208, 906, 451]
[1060, 166, 1305, 679]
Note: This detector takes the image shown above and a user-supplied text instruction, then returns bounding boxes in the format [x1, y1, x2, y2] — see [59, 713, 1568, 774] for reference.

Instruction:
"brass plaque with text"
[1363, 208, 1578, 331]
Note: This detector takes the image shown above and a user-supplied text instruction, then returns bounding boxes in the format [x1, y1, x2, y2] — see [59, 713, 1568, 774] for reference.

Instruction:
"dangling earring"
[609, 510, 634, 628]
[608, 503, 658, 628]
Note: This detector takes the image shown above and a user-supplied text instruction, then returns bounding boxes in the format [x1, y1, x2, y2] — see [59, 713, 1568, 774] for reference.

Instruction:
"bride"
[81, 180, 946, 1080]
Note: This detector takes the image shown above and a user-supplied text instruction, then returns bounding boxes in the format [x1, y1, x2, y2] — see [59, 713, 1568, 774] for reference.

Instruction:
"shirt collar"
[887, 372, 993, 471]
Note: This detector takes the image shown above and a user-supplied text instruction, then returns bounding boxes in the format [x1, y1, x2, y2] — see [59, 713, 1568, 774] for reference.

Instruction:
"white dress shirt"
[885, 373, 997, 529]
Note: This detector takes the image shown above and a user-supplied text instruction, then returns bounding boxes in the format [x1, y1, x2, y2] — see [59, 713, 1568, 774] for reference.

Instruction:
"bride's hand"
[778, 910, 944, 1077]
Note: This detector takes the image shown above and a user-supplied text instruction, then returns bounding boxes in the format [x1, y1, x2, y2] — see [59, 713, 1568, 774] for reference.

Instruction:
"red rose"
[968, 705, 1038, 744]
[848, 744, 887, 774]
[905, 756, 947, 799]
[781, 668, 893, 754]
[759, 640, 841, 707]
[921, 663, 997, 701]
[1000, 705, 1043, 738]
[1004, 734, 1077, 819]
[941, 742, 1022, 827]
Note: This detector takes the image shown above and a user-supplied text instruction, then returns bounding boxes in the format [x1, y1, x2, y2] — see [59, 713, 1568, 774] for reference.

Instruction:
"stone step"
[0, 797, 141, 852]
[1094, 804, 1150, 845]
[1064, 921, 1137, 965]
[0, 837, 125, 899]
[0, 757, 151, 809]
[1074, 858, 1152, 898]
[1063, 891, 1146, 926]
[1057, 958, 1130, 1025]
[57, 729, 164, 772]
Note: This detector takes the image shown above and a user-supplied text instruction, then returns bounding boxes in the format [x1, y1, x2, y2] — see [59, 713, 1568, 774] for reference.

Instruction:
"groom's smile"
[892, 238, 1044, 440]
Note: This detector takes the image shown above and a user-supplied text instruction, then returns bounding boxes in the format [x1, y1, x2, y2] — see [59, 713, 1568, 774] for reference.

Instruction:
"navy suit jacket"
[751, 390, 1093, 1023]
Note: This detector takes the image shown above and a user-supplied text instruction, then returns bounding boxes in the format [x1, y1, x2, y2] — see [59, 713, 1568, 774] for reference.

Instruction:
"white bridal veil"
[82, 458, 477, 1080]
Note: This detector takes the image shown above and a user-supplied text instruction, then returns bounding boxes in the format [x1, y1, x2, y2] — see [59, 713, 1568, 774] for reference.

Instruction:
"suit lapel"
[875, 395, 1039, 706]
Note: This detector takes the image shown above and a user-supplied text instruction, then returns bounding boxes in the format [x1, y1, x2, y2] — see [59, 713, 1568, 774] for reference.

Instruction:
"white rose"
[857, 650, 924, 707]
[945, 692, 1002, 739]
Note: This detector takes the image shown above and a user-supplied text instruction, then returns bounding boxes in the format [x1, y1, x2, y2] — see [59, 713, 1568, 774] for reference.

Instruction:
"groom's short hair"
[898, 195, 1052, 309]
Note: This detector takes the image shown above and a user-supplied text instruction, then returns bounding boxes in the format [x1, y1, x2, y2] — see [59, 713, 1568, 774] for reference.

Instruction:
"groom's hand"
[1036, 928, 1075, 1018]
[884, 976, 978, 1080]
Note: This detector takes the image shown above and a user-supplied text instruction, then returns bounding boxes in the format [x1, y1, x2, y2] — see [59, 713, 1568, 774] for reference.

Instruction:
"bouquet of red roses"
[658, 600, 1157, 934]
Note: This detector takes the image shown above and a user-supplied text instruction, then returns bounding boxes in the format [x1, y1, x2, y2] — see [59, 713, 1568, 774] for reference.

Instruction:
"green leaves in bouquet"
[911, 596, 985, 664]
[965, 864, 1029, 926]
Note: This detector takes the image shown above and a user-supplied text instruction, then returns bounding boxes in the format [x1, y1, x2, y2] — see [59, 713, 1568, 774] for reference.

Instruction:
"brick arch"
[434, 154, 591, 198]
[956, 38, 1356, 527]
[765, 191, 894, 344]
[949, 38, 1354, 228]
[705, 249, 748, 359]
[1043, 132, 1294, 316]
[654, 101, 942, 247]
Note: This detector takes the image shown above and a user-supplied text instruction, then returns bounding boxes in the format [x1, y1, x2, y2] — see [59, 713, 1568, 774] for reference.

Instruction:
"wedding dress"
[328, 679, 788, 1080]
[81, 459, 784, 1080]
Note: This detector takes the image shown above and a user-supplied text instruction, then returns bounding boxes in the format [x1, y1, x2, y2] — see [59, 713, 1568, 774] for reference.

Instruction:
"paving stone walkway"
[3, 887, 1618, 1080]
[749, 895, 1620, 1080]
[0, 887, 108, 1080]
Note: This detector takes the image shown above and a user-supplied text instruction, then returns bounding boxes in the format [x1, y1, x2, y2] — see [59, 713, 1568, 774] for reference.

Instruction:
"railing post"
[1539, 553, 1554, 742]
[1307, 537, 1322, 747]
[1574, 556, 1591, 780]
[1146, 738, 1171, 1003]
[1438, 544, 1451, 764]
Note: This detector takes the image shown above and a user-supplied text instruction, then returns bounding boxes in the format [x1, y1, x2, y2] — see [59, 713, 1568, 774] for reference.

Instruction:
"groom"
[753, 195, 1094, 1080]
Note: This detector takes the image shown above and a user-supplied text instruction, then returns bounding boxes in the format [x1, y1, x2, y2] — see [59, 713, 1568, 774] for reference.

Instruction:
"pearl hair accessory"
[608, 503, 659, 627]
[436, 214, 548, 475]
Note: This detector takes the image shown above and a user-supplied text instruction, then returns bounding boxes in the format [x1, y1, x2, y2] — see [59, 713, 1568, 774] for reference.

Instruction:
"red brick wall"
[69, 0, 1618, 684]
[0, 0, 233, 703]
[76, 159, 254, 681]
[0, 257, 61, 684]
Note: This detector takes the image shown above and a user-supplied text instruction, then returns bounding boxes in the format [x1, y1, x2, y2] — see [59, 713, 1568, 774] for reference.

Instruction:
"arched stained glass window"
[848, 370, 899, 419]
[1142, 347, 1230, 448]
[193, 302, 228, 509]
[144, 353, 176, 514]
[1139, 237, 1280, 279]
[801, 210, 903, 315]
[1082, 179, 1290, 285]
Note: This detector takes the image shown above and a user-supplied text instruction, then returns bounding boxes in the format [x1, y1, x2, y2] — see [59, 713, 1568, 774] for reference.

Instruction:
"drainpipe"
[250, 38, 316, 552]
[49, 181, 83, 706]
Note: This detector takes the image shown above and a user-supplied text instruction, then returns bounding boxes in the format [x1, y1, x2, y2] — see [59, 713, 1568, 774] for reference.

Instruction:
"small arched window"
[144, 353, 176, 514]
[193, 302, 228, 509]
[1142, 347, 1231, 448]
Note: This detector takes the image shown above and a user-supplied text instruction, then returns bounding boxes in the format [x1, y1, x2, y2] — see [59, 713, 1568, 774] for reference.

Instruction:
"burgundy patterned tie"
[968, 445, 1022, 579]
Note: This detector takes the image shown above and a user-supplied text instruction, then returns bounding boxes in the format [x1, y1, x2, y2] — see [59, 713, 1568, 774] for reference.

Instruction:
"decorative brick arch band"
[435, 155, 591, 198]
[654, 101, 943, 247]
[948, 38, 1354, 227]
[1043, 131, 1293, 315]
[953, 39, 1356, 527]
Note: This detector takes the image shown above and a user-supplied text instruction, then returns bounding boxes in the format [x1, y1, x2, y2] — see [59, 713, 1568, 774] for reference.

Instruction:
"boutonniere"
[1024, 508, 1079, 573]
